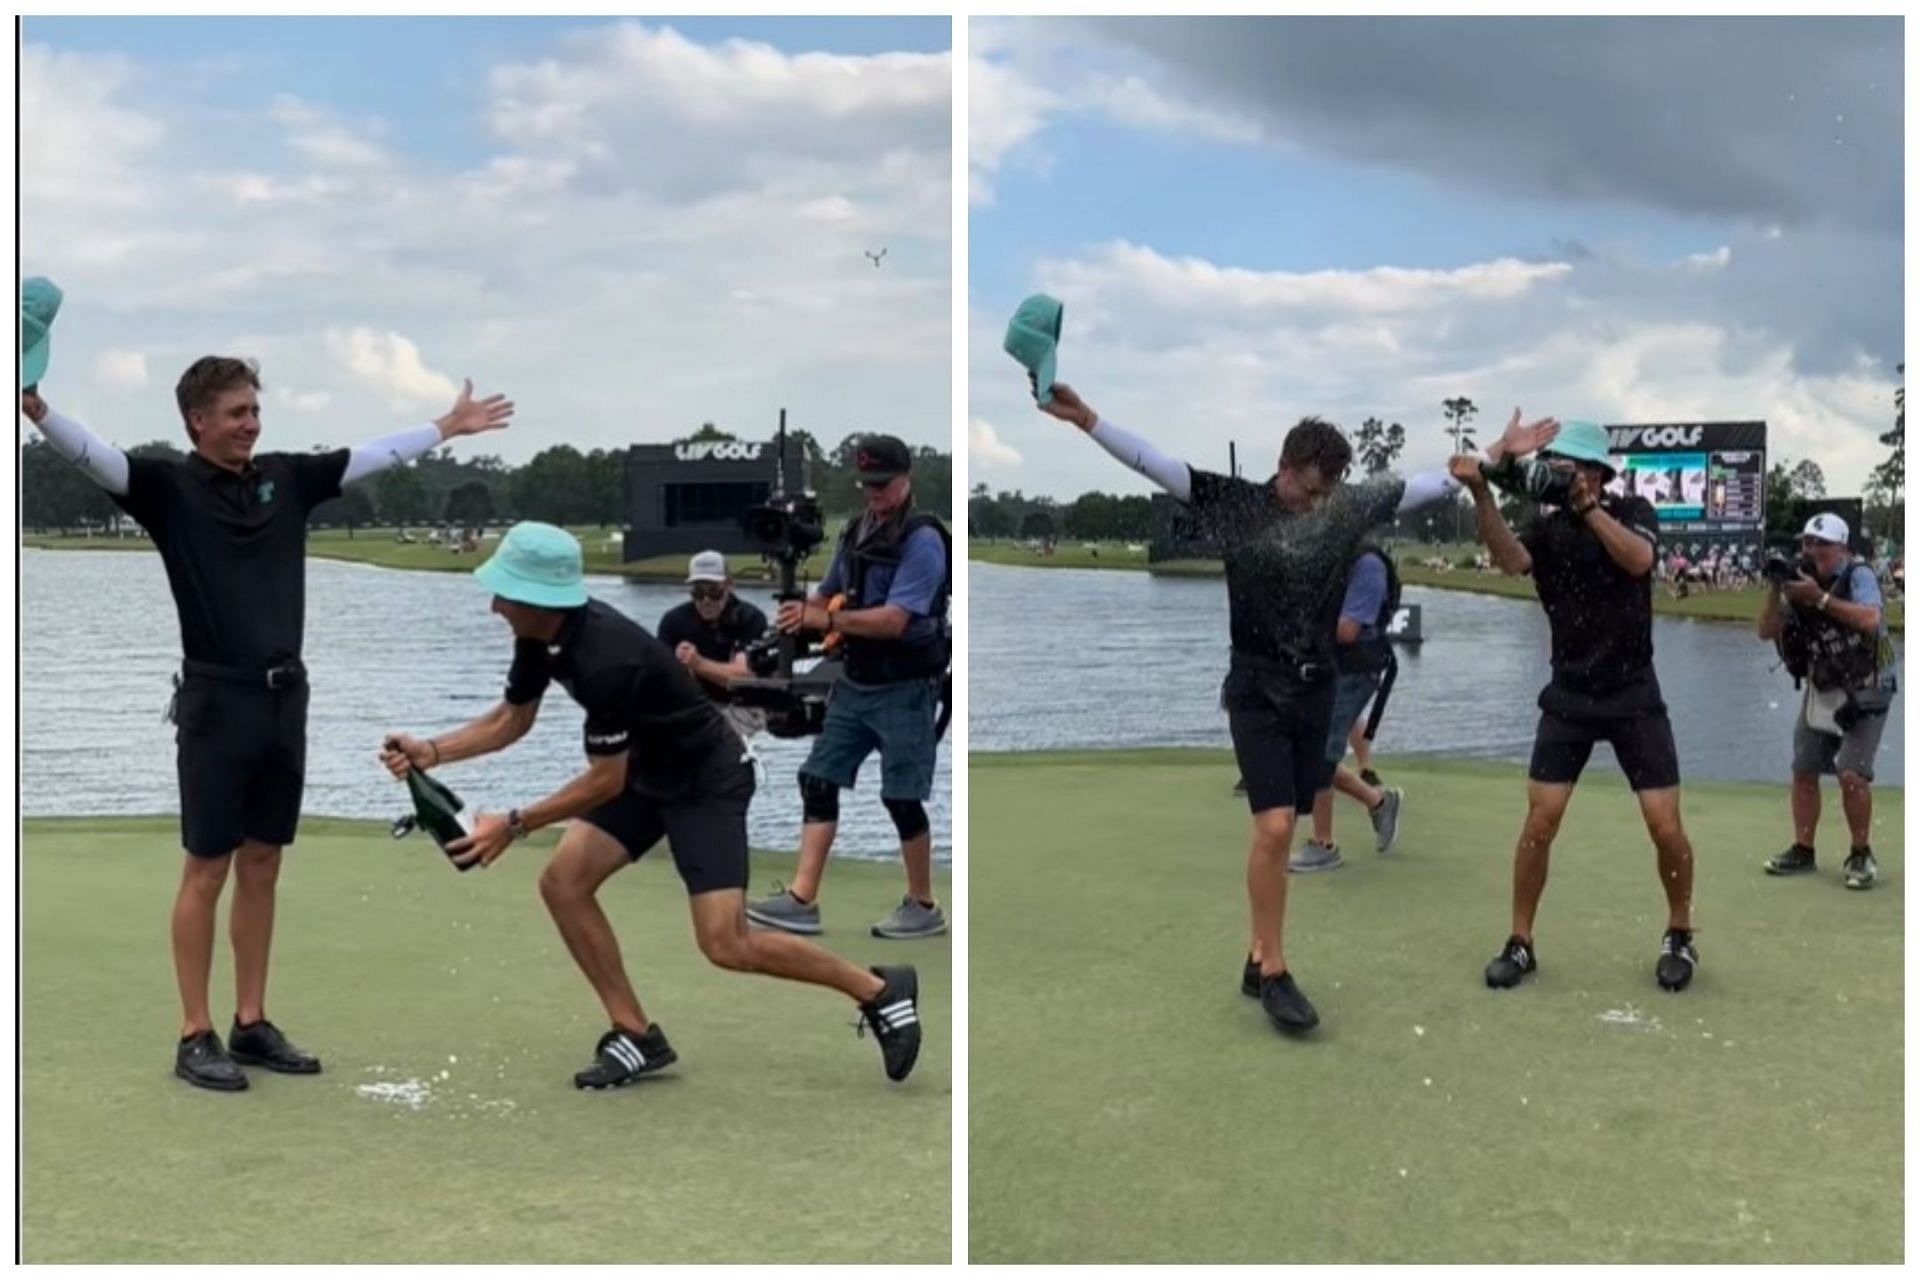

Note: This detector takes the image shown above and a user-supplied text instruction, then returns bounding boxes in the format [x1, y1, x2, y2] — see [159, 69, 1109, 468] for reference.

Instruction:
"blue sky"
[22, 17, 951, 461]
[969, 16, 1903, 498]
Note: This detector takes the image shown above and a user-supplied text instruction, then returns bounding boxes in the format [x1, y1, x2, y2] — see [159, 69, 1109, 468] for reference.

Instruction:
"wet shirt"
[656, 596, 769, 705]
[1521, 494, 1663, 715]
[110, 450, 348, 668]
[1185, 470, 1405, 665]
[505, 599, 741, 794]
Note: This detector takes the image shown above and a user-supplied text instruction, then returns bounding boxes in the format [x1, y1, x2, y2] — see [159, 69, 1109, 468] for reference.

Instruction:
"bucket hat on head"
[21, 277, 63, 391]
[474, 522, 588, 608]
[1540, 419, 1616, 476]
[1003, 293, 1064, 406]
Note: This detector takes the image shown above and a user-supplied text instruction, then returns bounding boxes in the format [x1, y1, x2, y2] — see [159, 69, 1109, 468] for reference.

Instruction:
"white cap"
[1801, 513, 1850, 546]
[687, 550, 729, 583]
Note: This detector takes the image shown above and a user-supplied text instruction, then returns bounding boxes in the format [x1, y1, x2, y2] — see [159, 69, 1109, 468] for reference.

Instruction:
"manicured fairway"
[969, 750, 1901, 1264]
[22, 819, 950, 1264]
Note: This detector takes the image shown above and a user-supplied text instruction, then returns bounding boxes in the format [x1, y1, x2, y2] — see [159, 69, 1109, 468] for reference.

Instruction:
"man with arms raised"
[23, 357, 513, 1090]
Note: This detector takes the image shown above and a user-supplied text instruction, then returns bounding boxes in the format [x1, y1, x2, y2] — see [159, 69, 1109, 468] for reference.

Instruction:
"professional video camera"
[728, 410, 843, 738]
[1764, 551, 1814, 587]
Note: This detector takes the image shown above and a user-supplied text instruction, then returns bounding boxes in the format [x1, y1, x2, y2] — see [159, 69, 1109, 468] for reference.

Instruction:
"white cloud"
[1684, 246, 1733, 271]
[969, 417, 1023, 466]
[324, 329, 459, 409]
[19, 22, 952, 461]
[93, 349, 147, 391]
[970, 236, 1899, 500]
[275, 387, 333, 413]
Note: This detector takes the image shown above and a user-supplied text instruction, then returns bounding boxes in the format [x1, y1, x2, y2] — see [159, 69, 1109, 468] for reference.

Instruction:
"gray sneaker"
[745, 884, 822, 935]
[1289, 840, 1344, 873]
[872, 896, 947, 939]
[1370, 787, 1404, 854]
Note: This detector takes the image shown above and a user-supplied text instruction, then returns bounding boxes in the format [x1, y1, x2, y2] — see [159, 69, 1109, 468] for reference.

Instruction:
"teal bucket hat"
[1003, 293, 1063, 406]
[1541, 419, 1616, 476]
[474, 522, 589, 609]
[21, 277, 63, 391]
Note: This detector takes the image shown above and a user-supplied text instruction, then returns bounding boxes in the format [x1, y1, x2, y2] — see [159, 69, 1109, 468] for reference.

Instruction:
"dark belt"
[1233, 651, 1334, 687]
[181, 658, 307, 691]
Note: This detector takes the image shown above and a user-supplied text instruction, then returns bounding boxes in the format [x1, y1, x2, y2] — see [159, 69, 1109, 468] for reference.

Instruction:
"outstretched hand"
[1448, 454, 1487, 493]
[1490, 408, 1558, 461]
[20, 390, 47, 425]
[1037, 381, 1096, 432]
[436, 379, 515, 438]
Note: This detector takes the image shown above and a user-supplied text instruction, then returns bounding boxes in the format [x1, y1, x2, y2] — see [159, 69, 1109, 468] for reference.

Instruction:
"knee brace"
[883, 798, 930, 842]
[800, 774, 841, 824]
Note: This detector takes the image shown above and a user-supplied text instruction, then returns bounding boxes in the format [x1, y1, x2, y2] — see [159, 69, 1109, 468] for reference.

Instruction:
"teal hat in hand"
[1003, 293, 1063, 406]
[21, 277, 63, 391]
[1540, 419, 1616, 476]
[474, 522, 589, 609]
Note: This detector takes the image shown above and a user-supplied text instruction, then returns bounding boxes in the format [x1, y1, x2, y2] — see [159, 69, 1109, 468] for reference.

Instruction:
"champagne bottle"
[1480, 455, 1571, 506]
[389, 753, 476, 872]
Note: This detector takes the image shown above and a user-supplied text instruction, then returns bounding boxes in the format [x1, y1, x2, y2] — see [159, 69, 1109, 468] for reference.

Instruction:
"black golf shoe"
[1485, 935, 1538, 989]
[574, 1025, 677, 1090]
[858, 966, 921, 1082]
[176, 1030, 248, 1092]
[1656, 928, 1698, 992]
[228, 1019, 321, 1074]
[1259, 971, 1319, 1034]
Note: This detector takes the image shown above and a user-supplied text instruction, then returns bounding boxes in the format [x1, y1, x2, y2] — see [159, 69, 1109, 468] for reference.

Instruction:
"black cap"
[852, 434, 912, 481]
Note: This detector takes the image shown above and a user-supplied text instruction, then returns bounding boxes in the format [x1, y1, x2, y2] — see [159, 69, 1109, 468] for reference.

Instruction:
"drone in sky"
[864, 248, 888, 268]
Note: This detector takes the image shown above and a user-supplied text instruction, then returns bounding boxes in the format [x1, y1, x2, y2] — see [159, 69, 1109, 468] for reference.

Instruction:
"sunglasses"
[689, 584, 727, 601]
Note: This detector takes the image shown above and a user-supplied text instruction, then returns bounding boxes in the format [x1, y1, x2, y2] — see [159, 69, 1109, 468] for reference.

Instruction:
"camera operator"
[1452, 419, 1700, 994]
[747, 435, 951, 939]
[1757, 514, 1896, 890]
[658, 550, 769, 741]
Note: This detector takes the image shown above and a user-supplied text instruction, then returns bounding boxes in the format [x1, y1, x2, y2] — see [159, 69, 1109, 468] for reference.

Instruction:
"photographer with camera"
[1757, 514, 1896, 890]
[658, 550, 770, 741]
[747, 435, 951, 940]
[1453, 419, 1700, 994]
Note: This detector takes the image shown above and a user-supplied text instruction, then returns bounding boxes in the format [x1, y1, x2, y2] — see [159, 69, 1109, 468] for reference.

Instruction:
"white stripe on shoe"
[608, 1038, 645, 1071]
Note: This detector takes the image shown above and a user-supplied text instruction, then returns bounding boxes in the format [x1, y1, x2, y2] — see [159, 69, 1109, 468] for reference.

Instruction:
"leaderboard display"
[1601, 421, 1766, 542]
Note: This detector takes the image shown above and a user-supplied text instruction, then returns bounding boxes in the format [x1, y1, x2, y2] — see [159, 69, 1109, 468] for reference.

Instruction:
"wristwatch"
[507, 808, 531, 842]
[1818, 592, 1832, 612]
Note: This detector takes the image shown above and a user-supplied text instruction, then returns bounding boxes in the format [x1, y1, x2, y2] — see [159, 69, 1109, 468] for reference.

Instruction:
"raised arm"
[1451, 455, 1533, 576]
[1038, 383, 1192, 501]
[342, 378, 514, 485]
[22, 394, 131, 495]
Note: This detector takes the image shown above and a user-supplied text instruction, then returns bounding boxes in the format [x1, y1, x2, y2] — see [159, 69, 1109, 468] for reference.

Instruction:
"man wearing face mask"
[1452, 419, 1699, 994]
[1031, 384, 1553, 1036]
[658, 551, 769, 741]
[1757, 514, 1896, 890]
[746, 435, 952, 940]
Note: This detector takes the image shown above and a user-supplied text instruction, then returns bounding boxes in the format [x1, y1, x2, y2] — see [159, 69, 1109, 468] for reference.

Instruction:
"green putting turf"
[22, 818, 950, 1264]
[969, 750, 1902, 1264]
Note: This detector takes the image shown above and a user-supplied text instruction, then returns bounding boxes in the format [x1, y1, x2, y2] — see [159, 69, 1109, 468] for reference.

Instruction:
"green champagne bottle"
[389, 755, 476, 873]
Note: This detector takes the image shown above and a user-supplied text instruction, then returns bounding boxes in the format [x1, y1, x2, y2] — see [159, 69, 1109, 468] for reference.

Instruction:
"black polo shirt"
[1187, 469, 1405, 665]
[505, 599, 741, 796]
[1521, 493, 1664, 716]
[110, 449, 348, 668]
[656, 596, 769, 704]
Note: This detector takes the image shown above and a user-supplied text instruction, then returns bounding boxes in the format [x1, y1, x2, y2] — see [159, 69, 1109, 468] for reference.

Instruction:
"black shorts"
[172, 675, 309, 858]
[580, 759, 756, 896]
[1222, 662, 1337, 815]
[1528, 709, 1681, 792]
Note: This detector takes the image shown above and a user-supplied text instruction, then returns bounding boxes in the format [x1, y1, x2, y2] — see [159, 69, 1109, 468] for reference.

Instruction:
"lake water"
[20, 550, 951, 860]
[969, 561, 1904, 787]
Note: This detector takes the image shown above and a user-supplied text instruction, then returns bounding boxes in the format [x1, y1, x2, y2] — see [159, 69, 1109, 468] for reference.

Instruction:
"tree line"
[22, 422, 953, 537]
[975, 388, 1906, 549]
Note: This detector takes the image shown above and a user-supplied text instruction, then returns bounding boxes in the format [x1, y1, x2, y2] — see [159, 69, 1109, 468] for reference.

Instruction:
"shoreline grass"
[23, 819, 950, 1264]
[969, 749, 1902, 1263]
[971, 541, 1906, 631]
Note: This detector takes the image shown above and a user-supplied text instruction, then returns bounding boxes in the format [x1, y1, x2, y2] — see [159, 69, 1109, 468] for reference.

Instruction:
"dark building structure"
[623, 438, 807, 562]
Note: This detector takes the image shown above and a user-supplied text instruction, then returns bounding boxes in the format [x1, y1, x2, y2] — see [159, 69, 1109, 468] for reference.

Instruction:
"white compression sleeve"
[342, 423, 442, 486]
[1397, 469, 1459, 513]
[1088, 417, 1192, 502]
[36, 408, 131, 496]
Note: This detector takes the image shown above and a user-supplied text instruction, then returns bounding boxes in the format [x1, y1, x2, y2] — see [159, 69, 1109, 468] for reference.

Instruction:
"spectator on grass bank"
[658, 550, 770, 742]
[1452, 418, 1699, 995]
[1757, 514, 1898, 890]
